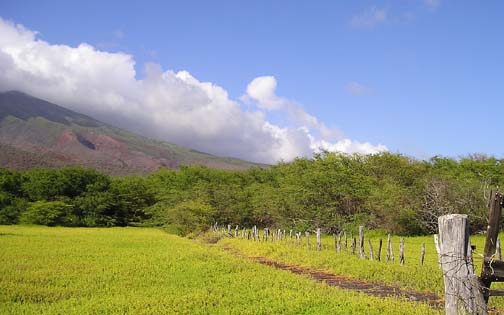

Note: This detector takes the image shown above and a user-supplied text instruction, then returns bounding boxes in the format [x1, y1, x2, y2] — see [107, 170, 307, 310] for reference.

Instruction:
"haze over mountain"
[0, 91, 260, 175]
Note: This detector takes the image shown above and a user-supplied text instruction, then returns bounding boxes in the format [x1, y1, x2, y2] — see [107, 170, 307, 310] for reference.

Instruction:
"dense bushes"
[0, 152, 501, 235]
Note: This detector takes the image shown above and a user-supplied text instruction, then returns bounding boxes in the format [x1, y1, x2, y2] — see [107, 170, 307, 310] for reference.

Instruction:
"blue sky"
[1, 0, 504, 162]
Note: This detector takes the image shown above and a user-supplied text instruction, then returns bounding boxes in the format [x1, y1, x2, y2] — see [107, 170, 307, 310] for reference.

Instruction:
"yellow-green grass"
[218, 231, 504, 309]
[0, 225, 440, 315]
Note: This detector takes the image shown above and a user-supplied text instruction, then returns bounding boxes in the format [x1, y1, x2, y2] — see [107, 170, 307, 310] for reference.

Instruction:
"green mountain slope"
[0, 91, 262, 175]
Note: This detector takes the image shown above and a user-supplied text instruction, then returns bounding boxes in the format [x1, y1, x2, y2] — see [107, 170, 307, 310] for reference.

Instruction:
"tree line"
[0, 152, 501, 236]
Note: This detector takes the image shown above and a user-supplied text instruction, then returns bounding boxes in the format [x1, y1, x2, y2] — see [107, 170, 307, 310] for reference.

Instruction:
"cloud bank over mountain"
[0, 18, 387, 164]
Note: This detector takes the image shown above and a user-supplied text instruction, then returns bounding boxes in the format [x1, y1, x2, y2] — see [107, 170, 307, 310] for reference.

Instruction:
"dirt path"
[221, 246, 444, 308]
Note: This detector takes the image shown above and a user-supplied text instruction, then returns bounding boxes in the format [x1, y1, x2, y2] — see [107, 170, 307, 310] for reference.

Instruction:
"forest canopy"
[0, 152, 500, 236]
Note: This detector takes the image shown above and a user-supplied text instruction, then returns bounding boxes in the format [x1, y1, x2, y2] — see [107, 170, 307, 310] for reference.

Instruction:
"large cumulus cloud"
[0, 18, 387, 164]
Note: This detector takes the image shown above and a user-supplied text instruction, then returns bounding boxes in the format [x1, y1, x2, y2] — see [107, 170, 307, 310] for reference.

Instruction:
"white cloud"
[350, 7, 387, 28]
[245, 76, 342, 141]
[0, 17, 387, 164]
[310, 137, 388, 155]
[244, 76, 285, 110]
[345, 81, 369, 96]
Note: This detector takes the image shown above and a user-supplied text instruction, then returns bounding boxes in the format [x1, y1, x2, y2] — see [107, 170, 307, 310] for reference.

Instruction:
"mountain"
[0, 91, 262, 175]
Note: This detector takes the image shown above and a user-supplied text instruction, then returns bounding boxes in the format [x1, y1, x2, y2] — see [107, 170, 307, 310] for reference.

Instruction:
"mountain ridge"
[0, 91, 263, 175]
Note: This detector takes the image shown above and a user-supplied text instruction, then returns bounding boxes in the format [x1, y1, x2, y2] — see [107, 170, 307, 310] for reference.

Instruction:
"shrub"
[164, 201, 216, 236]
[20, 201, 76, 226]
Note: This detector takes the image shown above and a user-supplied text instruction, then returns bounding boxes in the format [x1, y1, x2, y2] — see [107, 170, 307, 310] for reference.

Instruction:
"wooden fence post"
[434, 234, 442, 268]
[359, 226, 365, 259]
[368, 239, 374, 261]
[316, 228, 321, 251]
[351, 237, 356, 255]
[497, 238, 502, 261]
[337, 232, 342, 253]
[438, 214, 487, 315]
[481, 190, 504, 302]
[377, 239, 382, 262]
[421, 242, 425, 266]
[386, 234, 394, 262]
[306, 231, 310, 248]
[399, 237, 405, 265]
[344, 231, 348, 252]
[290, 230, 293, 240]
[333, 233, 336, 251]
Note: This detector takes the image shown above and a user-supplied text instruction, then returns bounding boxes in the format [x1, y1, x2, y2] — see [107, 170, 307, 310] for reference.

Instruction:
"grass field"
[217, 230, 504, 310]
[0, 225, 442, 315]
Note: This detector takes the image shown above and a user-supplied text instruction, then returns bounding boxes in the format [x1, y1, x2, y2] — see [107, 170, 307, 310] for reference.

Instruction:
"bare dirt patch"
[221, 246, 444, 308]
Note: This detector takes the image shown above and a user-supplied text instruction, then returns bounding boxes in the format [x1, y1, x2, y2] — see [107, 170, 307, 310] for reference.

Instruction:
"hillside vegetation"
[0, 91, 260, 174]
[0, 152, 501, 235]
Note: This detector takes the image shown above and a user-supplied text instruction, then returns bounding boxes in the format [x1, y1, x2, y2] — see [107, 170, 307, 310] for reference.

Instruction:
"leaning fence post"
[481, 190, 504, 302]
[438, 214, 487, 315]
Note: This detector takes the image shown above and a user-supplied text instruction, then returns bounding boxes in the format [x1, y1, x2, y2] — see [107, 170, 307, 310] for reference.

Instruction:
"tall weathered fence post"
[305, 231, 310, 248]
[438, 214, 487, 315]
